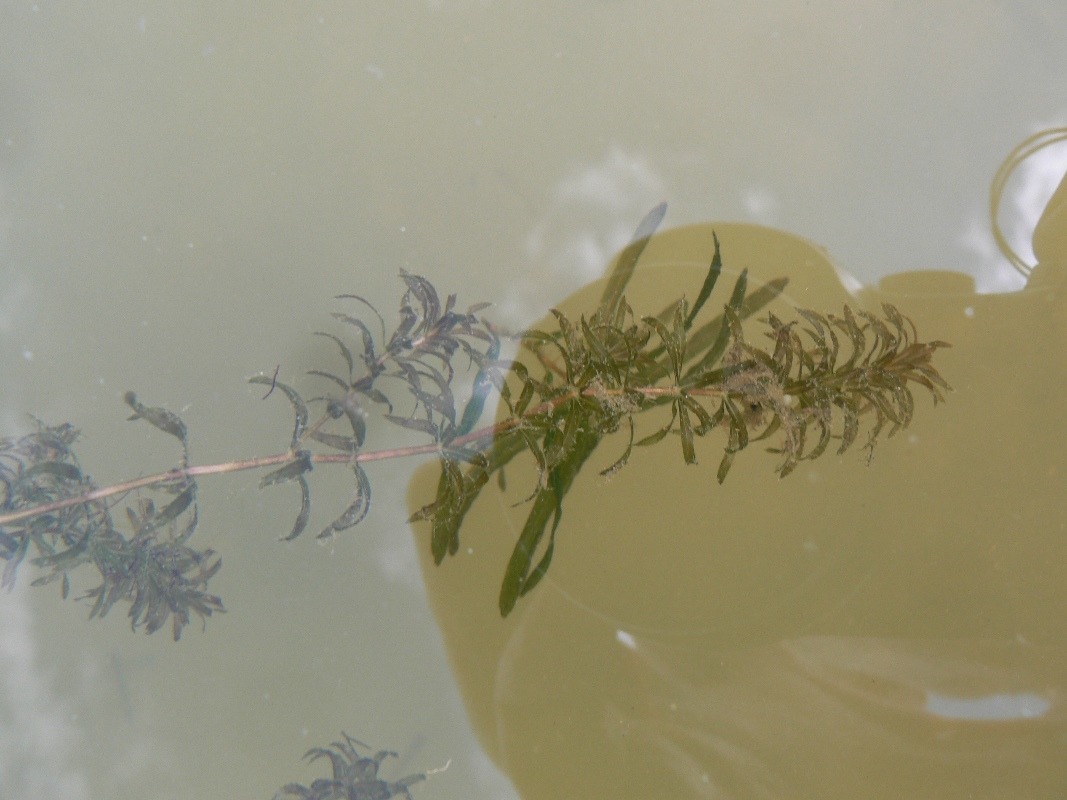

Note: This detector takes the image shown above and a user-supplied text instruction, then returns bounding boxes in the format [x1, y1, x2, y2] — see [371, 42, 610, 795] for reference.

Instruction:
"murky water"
[411, 221, 1067, 798]
[1, 3, 1066, 798]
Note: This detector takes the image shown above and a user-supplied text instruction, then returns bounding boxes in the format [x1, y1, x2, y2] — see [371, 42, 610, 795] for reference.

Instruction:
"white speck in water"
[366, 64, 384, 79]
[742, 186, 779, 222]
[466, 547, 474, 555]
[399, 226, 406, 232]
[908, 433, 919, 445]
[187, 242, 194, 248]
[964, 306, 975, 318]
[21, 350, 32, 361]
[925, 692, 1050, 721]
[615, 629, 637, 650]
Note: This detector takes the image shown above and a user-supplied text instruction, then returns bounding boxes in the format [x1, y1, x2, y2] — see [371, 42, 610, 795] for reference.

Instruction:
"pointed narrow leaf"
[453, 335, 501, 438]
[738, 276, 788, 320]
[306, 368, 350, 391]
[716, 448, 736, 484]
[148, 483, 196, 531]
[499, 430, 601, 616]
[518, 474, 565, 598]
[685, 231, 722, 328]
[328, 313, 379, 368]
[280, 476, 312, 541]
[124, 391, 188, 447]
[314, 331, 356, 381]
[599, 203, 667, 318]
[24, 461, 83, 483]
[309, 431, 361, 453]
[384, 414, 439, 438]
[635, 404, 677, 447]
[250, 376, 309, 450]
[326, 398, 366, 446]
[259, 451, 314, 488]
[678, 401, 697, 464]
[600, 417, 635, 477]
[318, 463, 371, 537]
[335, 293, 387, 344]
[499, 485, 556, 616]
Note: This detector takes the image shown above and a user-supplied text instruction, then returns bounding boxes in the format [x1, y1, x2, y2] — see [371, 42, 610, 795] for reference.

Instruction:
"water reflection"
[412, 219, 1067, 798]
[612, 634, 1064, 798]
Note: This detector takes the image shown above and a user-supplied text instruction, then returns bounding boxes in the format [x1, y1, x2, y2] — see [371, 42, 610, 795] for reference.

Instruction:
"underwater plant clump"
[0, 204, 950, 634]
[274, 732, 441, 800]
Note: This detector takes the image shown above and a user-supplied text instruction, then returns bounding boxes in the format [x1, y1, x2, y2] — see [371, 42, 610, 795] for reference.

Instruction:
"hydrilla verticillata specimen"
[0, 205, 949, 634]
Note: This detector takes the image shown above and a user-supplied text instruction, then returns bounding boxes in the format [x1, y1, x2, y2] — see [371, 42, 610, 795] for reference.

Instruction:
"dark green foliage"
[0, 205, 951, 633]
[274, 733, 427, 800]
[0, 415, 222, 640]
[251, 269, 500, 542]
[409, 216, 950, 616]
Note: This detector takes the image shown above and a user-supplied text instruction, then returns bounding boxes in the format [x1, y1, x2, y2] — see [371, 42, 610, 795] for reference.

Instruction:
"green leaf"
[314, 331, 356, 382]
[599, 417, 634, 477]
[739, 277, 788, 320]
[429, 458, 464, 563]
[24, 461, 83, 483]
[682, 269, 748, 378]
[147, 483, 196, 532]
[250, 376, 309, 450]
[685, 231, 722, 328]
[281, 475, 311, 541]
[318, 463, 371, 538]
[678, 400, 697, 464]
[259, 451, 314, 488]
[518, 467, 566, 598]
[723, 397, 749, 450]
[123, 391, 188, 449]
[453, 335, 501, 438]
[384, 414, 439, 438]
[329, 312, 379, 369]
[635, 403, 677, 447]
[499, 485, 557, 617]
[716, 448, 735, 484]
[499, 430, 600, 616]
[599, 202, 667, 318]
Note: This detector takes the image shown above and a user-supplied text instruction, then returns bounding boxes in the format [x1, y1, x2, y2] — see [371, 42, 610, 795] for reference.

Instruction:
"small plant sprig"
[274, 731, 448, 800]
[0, 205, 950, 635]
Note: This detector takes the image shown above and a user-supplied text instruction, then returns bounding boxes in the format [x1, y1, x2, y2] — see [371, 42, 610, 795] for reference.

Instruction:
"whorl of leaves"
[273, 732, 426, 800]
[0, 204, 951, 633]
[0, 409, 222, 641]
[409, 209, 951, 617]
[252, 268, 502, 541]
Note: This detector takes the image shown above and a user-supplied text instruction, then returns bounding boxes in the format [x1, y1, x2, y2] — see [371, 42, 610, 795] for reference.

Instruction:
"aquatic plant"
[0, 205, 950, 636]
[274, 732, 446, 800]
